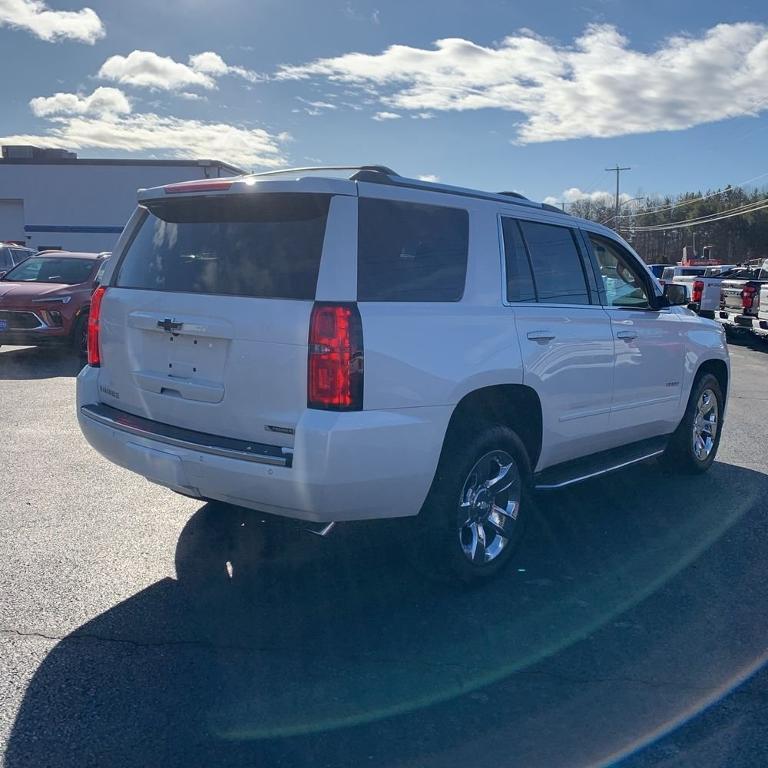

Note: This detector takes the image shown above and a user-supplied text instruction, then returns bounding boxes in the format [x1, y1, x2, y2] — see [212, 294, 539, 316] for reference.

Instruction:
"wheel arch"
[442, 384, 543, 471]
[696, 358, 729, 407]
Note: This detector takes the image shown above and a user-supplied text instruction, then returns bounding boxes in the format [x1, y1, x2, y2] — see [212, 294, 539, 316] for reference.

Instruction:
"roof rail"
[252, 165, 398, 178]
[354, 171, 547, 210]
[252, 164, 572, 216]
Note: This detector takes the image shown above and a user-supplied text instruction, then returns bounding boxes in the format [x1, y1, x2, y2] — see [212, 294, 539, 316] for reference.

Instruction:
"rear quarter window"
[357, 198, 468, 301]
[115, 193, 331, 300]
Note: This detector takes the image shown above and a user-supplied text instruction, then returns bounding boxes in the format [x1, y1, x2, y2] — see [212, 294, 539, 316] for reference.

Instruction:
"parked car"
[77, 167, 730, 583]
[659, 265, 706, 288]
[715, 260, 768, 335]
[0, 251, 109, 355]
[0, 242, 35, 275]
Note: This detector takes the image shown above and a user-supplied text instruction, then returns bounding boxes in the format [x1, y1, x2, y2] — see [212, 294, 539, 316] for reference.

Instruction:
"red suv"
[0, 251, 109, 355]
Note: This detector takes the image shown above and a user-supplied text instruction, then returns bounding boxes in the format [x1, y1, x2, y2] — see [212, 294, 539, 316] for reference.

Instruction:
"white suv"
[77, 166, 730, 582]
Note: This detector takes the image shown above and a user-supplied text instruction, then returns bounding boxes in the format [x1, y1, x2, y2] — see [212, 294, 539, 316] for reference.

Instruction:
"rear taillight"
[308, 303, 363, 411]
[742, 284, 757, 310]
[692, 280, 704, 303]
[87, 286, 106, 367]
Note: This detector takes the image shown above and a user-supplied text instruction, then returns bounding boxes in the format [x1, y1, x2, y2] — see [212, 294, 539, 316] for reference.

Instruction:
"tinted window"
[2, 257, 95, 284]
[94, 259, 110, 285]
[116, 194, 330, 300]
[10, 249, 29, 265]
[589, 235, 651, 308]
[501, 218, 536, 303]
[518, 221, 589, 305]
[357, 198, 468, 301]
[0, 248, 12, 270]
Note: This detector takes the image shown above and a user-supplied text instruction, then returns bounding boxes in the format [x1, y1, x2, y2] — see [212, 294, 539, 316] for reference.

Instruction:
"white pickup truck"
[757, 283, 768, 339]
[715, 260, 768, 335]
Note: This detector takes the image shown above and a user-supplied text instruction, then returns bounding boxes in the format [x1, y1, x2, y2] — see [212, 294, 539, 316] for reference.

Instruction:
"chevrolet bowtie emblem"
[157, 318, 183, 333]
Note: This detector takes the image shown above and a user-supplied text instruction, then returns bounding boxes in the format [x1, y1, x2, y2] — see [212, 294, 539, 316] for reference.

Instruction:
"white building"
[0, 146, 242, 252]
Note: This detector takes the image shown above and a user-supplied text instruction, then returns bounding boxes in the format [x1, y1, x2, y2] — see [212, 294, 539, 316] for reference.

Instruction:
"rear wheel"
[412, 424, 531, 584]
[660, 373, 723, 474]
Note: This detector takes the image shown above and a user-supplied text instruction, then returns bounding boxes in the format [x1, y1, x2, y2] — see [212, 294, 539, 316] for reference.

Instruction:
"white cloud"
[188, 51, 264, 84]
[295, 97, 337, 115]
[277, 22, 768, 143]
[98, 49, 262, 91]
[544, 188, 633, 206]
[418, 174, 439, 182]
[30, 87, 130, 117]
[99, 51, 216, 90]
[0, 0, 103, 43]
[5, 88, 287, 168]
[372, 111, 401, 121]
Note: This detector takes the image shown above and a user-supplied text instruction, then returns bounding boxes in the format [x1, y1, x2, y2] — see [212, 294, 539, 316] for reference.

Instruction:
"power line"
[631, 198, 768, 232]
[617, 169, 768, 219]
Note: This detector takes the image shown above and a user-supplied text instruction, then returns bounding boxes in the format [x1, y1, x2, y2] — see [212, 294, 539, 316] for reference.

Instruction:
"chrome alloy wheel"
[458, 450, 521, 565]
[692, 388, 719, 461]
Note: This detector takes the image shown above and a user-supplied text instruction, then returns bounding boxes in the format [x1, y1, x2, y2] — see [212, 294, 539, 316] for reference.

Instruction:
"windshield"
[2, 257, 95, 285]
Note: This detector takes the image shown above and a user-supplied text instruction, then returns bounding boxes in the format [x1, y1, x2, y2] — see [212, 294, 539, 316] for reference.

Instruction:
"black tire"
[72, 314, 88, 357]
[411, 423, 532, 584]
[660, 373, 723, 474]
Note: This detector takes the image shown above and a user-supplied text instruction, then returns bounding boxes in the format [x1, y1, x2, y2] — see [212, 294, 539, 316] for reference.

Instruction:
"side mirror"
[662, 282, 689, 307]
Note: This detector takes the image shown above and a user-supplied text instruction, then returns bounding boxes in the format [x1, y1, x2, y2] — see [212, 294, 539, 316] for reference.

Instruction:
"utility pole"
[605, 164, 631, 227]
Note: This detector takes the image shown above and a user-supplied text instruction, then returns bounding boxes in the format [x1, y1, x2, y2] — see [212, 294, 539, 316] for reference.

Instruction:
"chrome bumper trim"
[80, 403, 292, 468]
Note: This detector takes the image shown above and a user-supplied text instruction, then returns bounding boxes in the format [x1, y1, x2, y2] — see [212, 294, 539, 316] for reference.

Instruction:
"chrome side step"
[306, 521, 337, 537]
[534, 436, 668, 491]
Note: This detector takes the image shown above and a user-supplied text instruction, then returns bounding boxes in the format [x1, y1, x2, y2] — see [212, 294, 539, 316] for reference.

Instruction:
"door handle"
[617, 330, 638, 340]
[527, 330, 555, 343]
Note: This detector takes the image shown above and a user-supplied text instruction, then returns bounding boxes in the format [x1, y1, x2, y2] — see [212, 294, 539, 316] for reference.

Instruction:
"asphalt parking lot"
[1, 339, 767, 768]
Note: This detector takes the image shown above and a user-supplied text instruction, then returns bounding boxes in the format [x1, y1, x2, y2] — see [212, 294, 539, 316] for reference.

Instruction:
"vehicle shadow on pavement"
[0, 346, 83, 379]
[6, 461, 768, 768]
[726, 332, 768, 354]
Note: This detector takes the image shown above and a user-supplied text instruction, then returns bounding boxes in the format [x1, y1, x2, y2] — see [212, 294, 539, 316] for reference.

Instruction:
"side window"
[589, 235, 651, 309]
[0, 249, 11, 270]
[501, 218, 536, 303]
[357, 198, 468, 301]
[518, 221, 590, 305]
[10, 249, 29, 265]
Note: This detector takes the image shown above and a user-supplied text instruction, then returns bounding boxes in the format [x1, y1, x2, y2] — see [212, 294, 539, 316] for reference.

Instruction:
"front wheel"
[660, 373, 723, 474]
[412, 425, 532, 584]
[72, 314, 88, 357]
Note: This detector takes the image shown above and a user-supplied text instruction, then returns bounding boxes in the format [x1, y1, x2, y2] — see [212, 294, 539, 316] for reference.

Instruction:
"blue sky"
[2, 0, 768, 205]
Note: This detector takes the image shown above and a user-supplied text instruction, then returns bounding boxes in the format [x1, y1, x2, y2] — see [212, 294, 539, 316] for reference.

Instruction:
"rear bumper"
[715, 310, 757, 330]
[76, 366, 450, 523]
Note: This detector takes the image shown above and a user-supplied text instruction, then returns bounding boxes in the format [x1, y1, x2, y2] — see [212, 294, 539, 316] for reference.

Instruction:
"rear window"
[115, 194, 331, 300]
[661, 267, 675, 280]
[357, 198, 468, 301]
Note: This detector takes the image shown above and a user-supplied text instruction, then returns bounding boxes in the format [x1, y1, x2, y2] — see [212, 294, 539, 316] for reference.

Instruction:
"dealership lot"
[1, 341, 767, 768]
